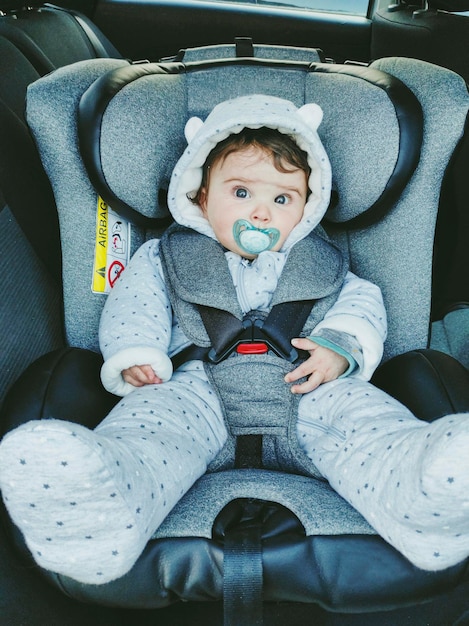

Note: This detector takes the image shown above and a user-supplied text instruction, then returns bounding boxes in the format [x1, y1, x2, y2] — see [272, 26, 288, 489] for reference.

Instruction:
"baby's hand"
[122, 364, 163, 387]
[284, 337, 348, 394]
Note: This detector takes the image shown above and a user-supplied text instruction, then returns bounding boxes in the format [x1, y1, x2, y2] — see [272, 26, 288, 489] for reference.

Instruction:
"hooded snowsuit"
[2, 95, 469, 587]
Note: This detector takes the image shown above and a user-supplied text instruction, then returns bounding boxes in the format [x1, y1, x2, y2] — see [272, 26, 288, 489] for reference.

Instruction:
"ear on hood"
[184, 116, 204, 142]
[297, 102, 323, 130]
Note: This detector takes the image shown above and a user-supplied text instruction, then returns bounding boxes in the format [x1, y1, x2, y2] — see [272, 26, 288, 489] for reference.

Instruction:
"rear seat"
[0, 0, 122, 406]
[0, 0, 120, 71]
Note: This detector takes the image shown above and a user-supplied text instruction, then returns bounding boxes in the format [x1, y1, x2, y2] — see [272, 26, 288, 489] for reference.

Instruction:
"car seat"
[2, 46, 469, 624]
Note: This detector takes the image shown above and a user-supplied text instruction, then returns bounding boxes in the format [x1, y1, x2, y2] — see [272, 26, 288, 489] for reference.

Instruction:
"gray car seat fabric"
[371, 57, 469, 369]
[431, 308, 469, 370]
[152, 469, 374, 540]
[26, 58, 141, 353]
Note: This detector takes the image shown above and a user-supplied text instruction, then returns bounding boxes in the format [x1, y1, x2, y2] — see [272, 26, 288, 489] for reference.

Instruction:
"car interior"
[1, 0, 469, 624]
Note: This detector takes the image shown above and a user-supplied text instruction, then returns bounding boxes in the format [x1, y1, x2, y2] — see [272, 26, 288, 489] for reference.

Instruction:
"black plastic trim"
[372, 348, 469, 420]
[429, 0, 469, 9]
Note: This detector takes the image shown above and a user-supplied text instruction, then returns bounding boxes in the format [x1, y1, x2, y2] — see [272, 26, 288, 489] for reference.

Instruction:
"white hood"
[167, 94, 332, 252]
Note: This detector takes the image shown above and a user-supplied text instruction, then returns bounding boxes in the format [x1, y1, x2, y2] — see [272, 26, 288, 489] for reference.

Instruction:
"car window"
[198, 0, 370, 16]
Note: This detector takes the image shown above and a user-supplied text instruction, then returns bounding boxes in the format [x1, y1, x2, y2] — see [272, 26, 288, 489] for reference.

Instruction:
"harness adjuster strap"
[223, 508, 263, 626]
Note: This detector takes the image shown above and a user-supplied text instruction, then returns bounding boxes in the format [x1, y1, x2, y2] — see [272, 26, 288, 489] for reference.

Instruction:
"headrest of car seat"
[78, 59, 423, 230]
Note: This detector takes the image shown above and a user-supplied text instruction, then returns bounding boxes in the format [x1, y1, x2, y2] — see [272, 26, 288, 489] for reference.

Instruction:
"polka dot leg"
[0, 369, 227, 584]
[297, 378, 469, 571]
[0, 419, 150, 584]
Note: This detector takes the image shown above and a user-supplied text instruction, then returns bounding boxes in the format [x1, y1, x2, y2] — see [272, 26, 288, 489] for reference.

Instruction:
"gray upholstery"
[26, 58, 135, 352]
[153, 469, 373, 539]
[26, 55, 469, 361]
[366, 57, 468, 359]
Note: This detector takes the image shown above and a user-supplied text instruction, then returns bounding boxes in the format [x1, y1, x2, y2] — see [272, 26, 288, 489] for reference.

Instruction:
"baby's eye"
[235, 187, 250, 199]
[275, 194, 290, 205]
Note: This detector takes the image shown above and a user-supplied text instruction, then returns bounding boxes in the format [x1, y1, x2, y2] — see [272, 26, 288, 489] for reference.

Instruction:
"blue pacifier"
[233, 219, 280, 255]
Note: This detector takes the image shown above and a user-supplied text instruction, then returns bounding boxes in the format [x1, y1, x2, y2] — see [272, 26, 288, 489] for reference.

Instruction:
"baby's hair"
[191, 126, 310, 206]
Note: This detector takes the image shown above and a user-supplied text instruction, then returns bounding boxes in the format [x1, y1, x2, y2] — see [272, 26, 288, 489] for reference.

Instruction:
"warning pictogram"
[92, 197, 131, 294]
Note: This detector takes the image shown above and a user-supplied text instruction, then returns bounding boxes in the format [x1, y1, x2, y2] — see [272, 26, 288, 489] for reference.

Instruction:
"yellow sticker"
[92, 197, 131, 294]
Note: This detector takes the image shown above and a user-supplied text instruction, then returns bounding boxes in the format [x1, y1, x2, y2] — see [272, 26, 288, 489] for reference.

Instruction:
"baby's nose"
[251, 202, 271, 222]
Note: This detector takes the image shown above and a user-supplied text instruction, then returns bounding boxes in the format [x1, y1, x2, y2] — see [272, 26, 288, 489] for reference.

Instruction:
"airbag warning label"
[92, 197, 131, 294]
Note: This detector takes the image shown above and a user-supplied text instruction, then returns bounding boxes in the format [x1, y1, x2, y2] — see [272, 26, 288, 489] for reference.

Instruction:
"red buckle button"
[236, 342, 268, 355]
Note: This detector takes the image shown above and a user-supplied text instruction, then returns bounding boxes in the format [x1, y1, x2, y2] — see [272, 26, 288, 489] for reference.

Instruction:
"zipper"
[236, 259, 252, 313]
[297, 416, 347, 442]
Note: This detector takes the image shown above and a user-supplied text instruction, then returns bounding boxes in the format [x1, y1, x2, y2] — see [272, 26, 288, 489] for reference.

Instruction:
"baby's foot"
[376, 413, 469, 571]
[0, 419, 150, 584]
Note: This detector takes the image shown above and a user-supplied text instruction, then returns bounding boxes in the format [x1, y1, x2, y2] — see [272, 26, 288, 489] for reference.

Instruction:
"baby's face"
[199, 146, 308, 258]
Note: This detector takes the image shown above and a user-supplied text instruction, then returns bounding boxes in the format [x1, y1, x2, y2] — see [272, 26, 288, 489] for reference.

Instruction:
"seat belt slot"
[234, 36, 254, 58]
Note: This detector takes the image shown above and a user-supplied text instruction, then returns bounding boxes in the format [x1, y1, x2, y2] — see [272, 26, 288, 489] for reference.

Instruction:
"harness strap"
[223, 504, 264, 626]
[235, 435, 263, 469]
[198, 305, 245, 359]
[197, 299, 316, 364]
[260, 300, 316, 360]
[171, 299, 316, 371]
[170, 344, 208, 370]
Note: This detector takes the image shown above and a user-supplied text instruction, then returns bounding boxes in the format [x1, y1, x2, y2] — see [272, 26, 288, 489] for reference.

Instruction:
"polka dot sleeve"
[99, 239, 174, 366]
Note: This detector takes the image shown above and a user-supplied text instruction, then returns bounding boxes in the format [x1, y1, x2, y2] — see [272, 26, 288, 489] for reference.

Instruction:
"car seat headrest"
[78, 59, 423, 230]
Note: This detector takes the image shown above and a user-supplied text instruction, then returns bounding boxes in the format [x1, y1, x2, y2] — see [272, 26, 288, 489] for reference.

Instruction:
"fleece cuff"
[100, 346, 173, 396]
[309, 327, 364, 377]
